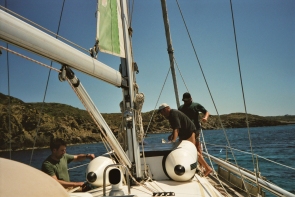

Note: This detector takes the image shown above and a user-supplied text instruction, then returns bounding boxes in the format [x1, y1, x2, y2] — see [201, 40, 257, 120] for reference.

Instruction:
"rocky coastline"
[1, 93, 294, 151]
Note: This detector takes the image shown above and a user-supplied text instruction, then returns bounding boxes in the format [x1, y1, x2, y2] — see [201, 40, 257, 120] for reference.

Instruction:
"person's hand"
[81, 182, 90, 192]
[201, 117, 208, 123]
[86, 154, 95, 160]
[74, 182, 85, 187]
[88, 154, 95, 160]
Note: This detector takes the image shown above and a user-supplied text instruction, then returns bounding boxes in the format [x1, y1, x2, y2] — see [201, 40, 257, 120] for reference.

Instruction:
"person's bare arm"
[202, 111, 210, 122]
[73, 154, 95, 161]
[168, 129, 179, 142]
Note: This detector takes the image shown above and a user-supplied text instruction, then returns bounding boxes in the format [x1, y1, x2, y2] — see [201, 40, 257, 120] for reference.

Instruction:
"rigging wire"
[175, 0, 253, 195]
[0, 5, 89, 54]
[140, 66, 171, 188]
[229, 0, 257, 177]
[229, 0, 260, 193]
[0, 48, 174, 195]
[120, 3, 161, 190]
[125, 5, 167, 189]
[4, 0, 12, 160]
[5, 1, 157, 191]
[5, 44, 12, 159]
[205, 143, 295, 171]
[128, 0, 135, 27]
[173, 57, 190, 92]
[174, 0, 231, 195]
[0, 46, 61, 73]
[29, 0, 66, 166]
[66, 80, 140, 178]
[5, 0, 141, 184]
[143, 66, 171, 138]
[142, 56, 189, 141]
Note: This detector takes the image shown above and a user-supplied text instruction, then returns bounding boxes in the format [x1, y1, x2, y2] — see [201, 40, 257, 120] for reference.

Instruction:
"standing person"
[41, 138, 95, 190]
[158, 103, 212, 177]
[178, 92, 209, 155]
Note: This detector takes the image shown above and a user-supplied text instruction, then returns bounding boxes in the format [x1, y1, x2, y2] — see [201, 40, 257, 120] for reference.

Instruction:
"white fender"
[164, 140, 198, 181]
[86, 156, 115, 186]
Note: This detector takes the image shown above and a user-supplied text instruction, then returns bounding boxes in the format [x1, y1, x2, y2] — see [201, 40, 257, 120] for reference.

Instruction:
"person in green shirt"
[41, 138, 95, 189]
[178, 92, 210, 155]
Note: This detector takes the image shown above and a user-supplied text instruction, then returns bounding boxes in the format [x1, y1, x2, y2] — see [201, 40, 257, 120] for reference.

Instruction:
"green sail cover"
[97, 0, 125, 57]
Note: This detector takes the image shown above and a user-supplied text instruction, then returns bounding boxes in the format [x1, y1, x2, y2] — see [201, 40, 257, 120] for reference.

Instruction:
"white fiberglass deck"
[85, 175, 223, 197]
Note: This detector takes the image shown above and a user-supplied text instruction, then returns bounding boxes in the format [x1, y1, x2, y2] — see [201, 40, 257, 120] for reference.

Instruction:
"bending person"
[158, 103, 212, 177]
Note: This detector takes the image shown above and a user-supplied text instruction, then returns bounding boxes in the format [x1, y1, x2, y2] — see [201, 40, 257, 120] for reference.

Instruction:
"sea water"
[1, 124, 294, 195]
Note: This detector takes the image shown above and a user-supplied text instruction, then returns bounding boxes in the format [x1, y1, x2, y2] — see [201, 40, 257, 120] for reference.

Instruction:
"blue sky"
[0, 0, 294, 116]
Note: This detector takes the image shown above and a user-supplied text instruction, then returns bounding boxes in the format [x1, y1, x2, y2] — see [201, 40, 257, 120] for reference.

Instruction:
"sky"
[0, 0, 294, 116]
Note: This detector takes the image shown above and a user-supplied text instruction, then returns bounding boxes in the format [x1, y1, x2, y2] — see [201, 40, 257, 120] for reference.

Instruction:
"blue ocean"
[1, 124, 294, 196]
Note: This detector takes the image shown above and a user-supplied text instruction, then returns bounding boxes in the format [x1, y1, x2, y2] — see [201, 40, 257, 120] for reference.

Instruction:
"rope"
[117, 6, 164, 192]
[174, 0, 253, 195]
[0, 6, 89, 53]
[6, 45, 12, 159]
[229, 0, 256, 172]
[68, 163, 88, 171]
[134, 91, 145, 142]
[137, 67, 173, 193]
[2, 8, 116, 176]
[173, 56, 190, 92]
[200, 128, 230, 196]
[4, 0, 12, 159]
[66, 81, 137, 186]
[140, 67, 179, 185]
[143, 67, 171, 138]
[0, 46, 61, 72]
[229, 0, 259, 194]
[101, 138, 157, 194]
[174, 1, 232, 195]
[128, 0, 135, 27]
[67, 80, 132, 170]
[118, 115, 128, 151]
[29, 0, 66, 166]
[145, 180, 166, 193]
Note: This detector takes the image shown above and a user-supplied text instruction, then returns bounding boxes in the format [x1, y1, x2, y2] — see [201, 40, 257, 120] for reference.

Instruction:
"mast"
[119, 0, 142, 178]
[160, 0, 180, 108]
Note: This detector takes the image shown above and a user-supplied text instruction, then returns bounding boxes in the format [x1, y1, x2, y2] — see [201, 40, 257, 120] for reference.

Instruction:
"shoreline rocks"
[0, 93, 293, 151]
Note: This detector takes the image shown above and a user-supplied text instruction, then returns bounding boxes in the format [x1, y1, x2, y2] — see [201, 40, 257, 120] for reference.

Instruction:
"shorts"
[179, 130, 195, 141]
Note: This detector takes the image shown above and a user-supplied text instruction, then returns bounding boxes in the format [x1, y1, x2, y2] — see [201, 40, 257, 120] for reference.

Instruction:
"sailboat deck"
[205, 174, 245, 197]
[139, 143, 246, 197]
[84, 174, 224, 197]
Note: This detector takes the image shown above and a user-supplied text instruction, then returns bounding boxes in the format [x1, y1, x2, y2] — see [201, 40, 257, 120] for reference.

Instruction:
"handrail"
[205, 143, 295, 171]
[204, 153, 295, 197]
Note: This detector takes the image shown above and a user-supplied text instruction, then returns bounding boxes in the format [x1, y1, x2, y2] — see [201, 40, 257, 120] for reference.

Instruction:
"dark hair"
[182, 92, 191, 99]
[50, 138, 66, 151]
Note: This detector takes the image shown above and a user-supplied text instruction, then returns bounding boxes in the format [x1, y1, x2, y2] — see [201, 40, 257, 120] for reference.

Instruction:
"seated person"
[41, 138, 95, 190]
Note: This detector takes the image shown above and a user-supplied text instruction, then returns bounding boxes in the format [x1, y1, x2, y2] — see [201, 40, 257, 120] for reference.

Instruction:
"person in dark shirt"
[158, 103, 212, 176]
[178, 92, 209, 155]
[41, 138, 95, 190]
